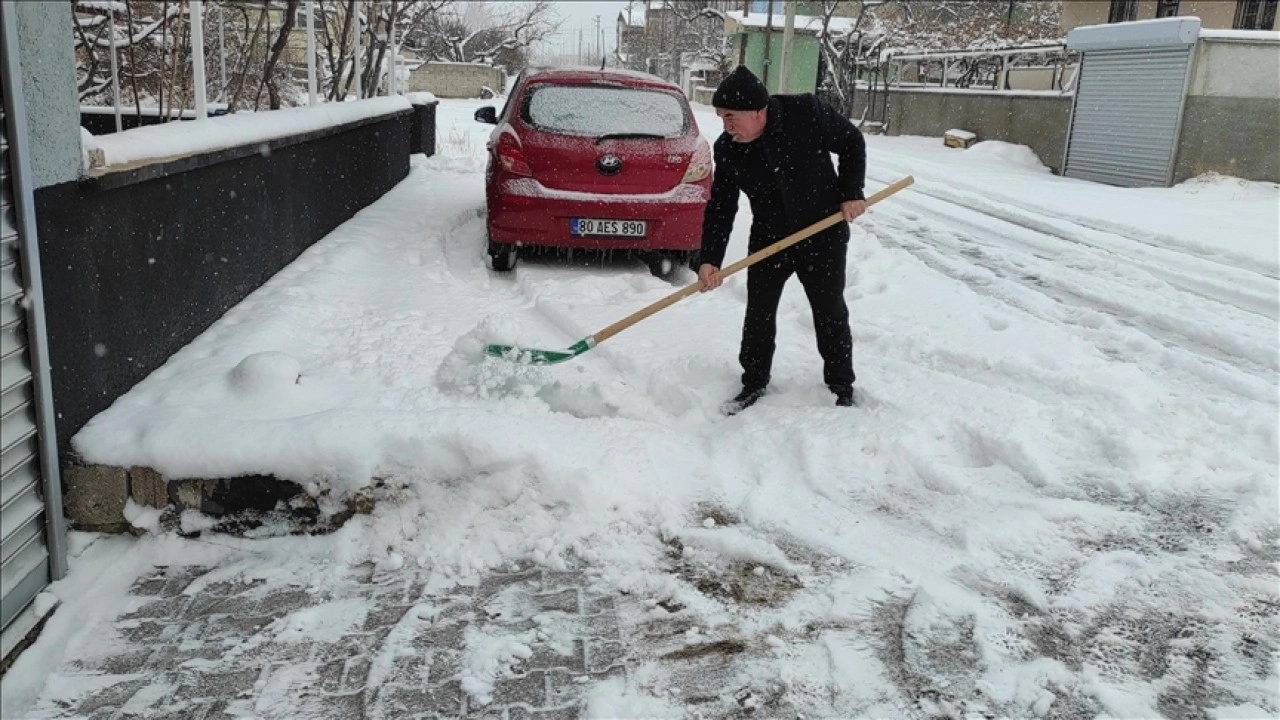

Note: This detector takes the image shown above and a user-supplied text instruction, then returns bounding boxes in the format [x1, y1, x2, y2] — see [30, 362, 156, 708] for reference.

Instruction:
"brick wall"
[407, 62, 505, 99]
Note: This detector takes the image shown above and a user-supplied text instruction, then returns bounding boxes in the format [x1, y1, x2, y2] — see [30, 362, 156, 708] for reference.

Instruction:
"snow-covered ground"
[5, 98, 1277, 719]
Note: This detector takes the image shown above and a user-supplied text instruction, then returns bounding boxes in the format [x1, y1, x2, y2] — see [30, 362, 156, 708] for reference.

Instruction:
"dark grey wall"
[858, 90, 1074, 172]
[34, 112, 411, 464]
[409, 101, 438, 156]
[1175, 96, 1280, 184]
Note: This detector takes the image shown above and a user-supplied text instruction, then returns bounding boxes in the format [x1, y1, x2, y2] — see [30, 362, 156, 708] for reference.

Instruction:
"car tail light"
[681, 140, 712, 183]
[497, 132, 532, 177]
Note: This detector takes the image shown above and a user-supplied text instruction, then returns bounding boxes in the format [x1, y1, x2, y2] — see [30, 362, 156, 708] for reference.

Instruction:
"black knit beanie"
[712, 65, 769, 111]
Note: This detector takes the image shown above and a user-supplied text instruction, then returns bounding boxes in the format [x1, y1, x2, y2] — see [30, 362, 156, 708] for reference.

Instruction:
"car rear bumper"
[487, 179, 707, 251]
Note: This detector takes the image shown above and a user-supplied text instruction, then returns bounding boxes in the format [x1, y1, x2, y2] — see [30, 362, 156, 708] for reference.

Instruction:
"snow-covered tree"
[401, 0, 560, 74]
[812, 0, 1064, 117]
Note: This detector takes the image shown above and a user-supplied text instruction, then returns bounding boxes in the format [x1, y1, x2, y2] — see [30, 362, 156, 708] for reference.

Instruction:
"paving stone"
[425, 649, 463, 686]
[130, 703, 211, 720]
[255, 588, 316, 614]
[341, 654, 372, 692]
[476, 569, 542, 600]
[534, 588, 579, 613]
[29, 562, 631, 719]
[314, 658, 346, 694]
[368, 578, 424, 606]
[413, 620, 469, 649]
[184, 593, 262, 618]
[363, 603, 414, 630]
[120, 595, 191, 621]
[75, 678, 151, 715]
[526, 639, 586, 673]
[581, 593, 616, 615]
[374, 681, 465, 716]
[384, 651, 430, 685]
[490, 670, 548, 708]
[571, 610, 621, 640]
[130, 575, 173, 597]
[181, 668, 261, 697]
[116, 619, 171, 643]
[435, 597, 480, 620]
[84, 649, 158, 675]
[211, 612, 276, 637]
[545, 666, 626, 707]
[584, 639, 627, 673]
[155, 639, 245, 665]
[507, 702, 584, 720]
[540, 570, 585, 592]
[317, 691, 365, 717]
[200, 578, 267, 596]
[154, 566, 212, 589]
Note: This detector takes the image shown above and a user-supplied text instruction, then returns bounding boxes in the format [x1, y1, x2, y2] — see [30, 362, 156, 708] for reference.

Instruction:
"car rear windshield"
[524, 84, 688, 137]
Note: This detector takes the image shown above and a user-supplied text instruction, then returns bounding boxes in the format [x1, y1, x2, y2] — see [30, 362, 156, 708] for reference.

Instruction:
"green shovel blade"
[485, 337, 595, 365]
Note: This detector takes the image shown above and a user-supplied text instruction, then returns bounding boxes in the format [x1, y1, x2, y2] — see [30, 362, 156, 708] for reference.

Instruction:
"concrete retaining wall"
[407, 62, 505, 99]
[855, 88, 1073, 172]
[1174, 37, 1280, 183]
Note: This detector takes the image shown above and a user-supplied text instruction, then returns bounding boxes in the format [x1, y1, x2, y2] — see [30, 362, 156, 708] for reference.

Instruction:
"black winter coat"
[698, 94, 866, 269]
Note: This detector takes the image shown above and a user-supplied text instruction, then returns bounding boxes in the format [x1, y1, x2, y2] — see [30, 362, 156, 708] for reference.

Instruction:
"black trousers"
[740, 239, 855, 392]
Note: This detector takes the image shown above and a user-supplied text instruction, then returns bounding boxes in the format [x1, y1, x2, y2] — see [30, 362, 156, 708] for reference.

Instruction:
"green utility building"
[725, 3, 850, 95]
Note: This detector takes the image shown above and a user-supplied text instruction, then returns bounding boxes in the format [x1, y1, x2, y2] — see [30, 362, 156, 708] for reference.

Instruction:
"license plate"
[571, 218, 647, 237]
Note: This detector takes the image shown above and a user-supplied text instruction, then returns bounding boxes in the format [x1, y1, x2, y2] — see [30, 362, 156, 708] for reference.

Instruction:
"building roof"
[725, 10, 858, 36]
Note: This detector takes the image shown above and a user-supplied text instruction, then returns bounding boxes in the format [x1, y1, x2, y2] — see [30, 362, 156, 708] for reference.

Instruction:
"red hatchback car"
[474, 67, 712, 275]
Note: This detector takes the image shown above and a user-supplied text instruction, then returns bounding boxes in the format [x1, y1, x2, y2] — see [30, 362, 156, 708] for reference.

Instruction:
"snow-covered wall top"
[404, 92, 438, 106]
[1199, 28, 1280, 43]
[82, 96, 413, 173]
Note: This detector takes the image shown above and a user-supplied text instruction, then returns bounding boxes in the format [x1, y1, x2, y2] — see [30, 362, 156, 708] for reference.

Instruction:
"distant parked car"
[474, 67, 712, 276]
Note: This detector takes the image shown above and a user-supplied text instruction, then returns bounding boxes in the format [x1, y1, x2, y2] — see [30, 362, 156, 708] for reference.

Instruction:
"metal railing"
[885, 44, 1079, 93]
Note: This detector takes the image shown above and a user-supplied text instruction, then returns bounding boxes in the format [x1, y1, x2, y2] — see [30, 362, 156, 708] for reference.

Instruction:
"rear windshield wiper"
[595, 133, 665, 144]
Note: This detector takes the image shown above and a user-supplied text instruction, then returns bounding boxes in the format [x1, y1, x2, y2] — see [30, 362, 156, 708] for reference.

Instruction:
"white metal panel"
[0, 2, 65, 660]
[1064, 46, 1194, 187]
[1067, 17, 1201, 52]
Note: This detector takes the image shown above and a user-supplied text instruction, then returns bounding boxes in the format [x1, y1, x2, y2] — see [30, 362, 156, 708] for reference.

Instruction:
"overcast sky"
[539, 0, 633, 61]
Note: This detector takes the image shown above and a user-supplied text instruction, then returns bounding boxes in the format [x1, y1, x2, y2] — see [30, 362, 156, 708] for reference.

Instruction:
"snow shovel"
[486, 175, 914, 365]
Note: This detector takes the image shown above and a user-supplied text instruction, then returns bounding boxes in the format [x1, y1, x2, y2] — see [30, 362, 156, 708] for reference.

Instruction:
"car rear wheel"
[488, 240, 518, 272]
[644, 251, 692, 279]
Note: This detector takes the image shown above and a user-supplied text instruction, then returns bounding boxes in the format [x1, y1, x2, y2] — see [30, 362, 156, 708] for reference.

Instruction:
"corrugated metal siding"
[1064, 47, 1193, 187]
[0, 44, 52, 652]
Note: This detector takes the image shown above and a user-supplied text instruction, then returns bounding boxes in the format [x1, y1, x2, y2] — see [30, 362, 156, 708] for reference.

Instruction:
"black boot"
[832, 386, 855, 407]
[721, 386, 766, 416]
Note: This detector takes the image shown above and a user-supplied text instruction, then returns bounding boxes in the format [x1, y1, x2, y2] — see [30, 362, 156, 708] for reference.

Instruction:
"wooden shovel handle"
[592, 175, 914, 345]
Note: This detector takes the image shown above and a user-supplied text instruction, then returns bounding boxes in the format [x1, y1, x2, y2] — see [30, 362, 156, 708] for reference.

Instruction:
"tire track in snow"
[868, 163, 1278, 286]
[864, 197, 1277, 403]
[868, 170, 1278, 322]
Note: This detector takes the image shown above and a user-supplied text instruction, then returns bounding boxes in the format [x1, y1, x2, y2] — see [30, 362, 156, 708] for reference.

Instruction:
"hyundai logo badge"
[597, 154, 622, 176]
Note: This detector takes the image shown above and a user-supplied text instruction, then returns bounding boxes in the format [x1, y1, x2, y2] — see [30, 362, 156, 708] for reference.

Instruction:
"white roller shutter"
[1, 3, 67, 663]
[1063, 18, 1199, 188]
